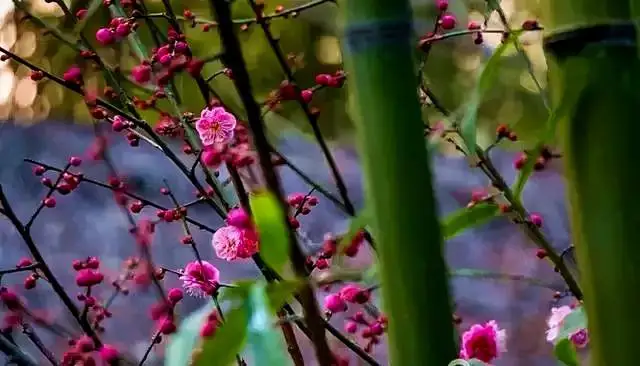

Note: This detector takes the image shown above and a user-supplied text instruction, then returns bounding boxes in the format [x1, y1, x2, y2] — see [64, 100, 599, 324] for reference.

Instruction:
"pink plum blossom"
[459, 320, 506, 363]
[195, 107, 237, 146]
[212, 225, 259, 261]
[179, 261, 220, 297]
[546, 305, 589, 348]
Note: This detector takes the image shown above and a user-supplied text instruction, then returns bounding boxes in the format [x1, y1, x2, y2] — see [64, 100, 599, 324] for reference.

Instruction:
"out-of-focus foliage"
[0, 0, 548, 145]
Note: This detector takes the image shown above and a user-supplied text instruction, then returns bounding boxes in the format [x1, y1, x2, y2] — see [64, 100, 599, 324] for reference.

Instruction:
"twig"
[247, 0, 355, 217]
[492, 6, 550, 111]
[0, 332, 38, 366]
[420, 84, 582, 299]
[21, 323, 58, 366]
[209, 0, 333, 364]
[0, 264, 40, 276]
[0, 186, 102, 346]
[142, 0, 333, 26]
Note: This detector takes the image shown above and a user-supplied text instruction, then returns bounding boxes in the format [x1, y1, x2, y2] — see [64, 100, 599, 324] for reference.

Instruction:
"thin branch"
[142, 0, 333, 26]
[0, 332, 38, 366]
[21, 323, 58, 366]
[492, 6, 550, 111]
[247, 0, 355, 217]
[420, 84, 582, 300]
[0, 186, 102, 346]
[209, 1, 333, 364]
[23, 159, 218, 233]
[0, 264, 40, 276]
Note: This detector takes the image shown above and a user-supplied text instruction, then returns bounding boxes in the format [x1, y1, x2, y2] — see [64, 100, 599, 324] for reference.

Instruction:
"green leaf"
[459, 93, 481, 156]
[109, 1, 147, 60]
[451, 268, 558, 289]
[337, 209, 371, 254]
[554, 339, 579, 366]
[441, 202, 500, 240]
[249, 191, 290, 275]
[265, 280, 302, 312]
[195, 306, 249, 366]
[555, 306, 587, 342]
[512, 59, 589, 202]
[484, 0, 502, 18]
[362, 262, 379, 287]
[218, 280, 254, 304]
[447, 359, 489, 366]
[459, 32, 522, 155]
[218, 279, 301, 312]
[166, 301, 216, 366]
[468, 360, 490, 366]
[246, 283, 291, 366]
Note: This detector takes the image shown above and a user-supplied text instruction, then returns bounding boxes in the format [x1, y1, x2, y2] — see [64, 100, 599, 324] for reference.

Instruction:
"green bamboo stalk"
[541, 1, 640, 365]
[340, 2, 456, 365]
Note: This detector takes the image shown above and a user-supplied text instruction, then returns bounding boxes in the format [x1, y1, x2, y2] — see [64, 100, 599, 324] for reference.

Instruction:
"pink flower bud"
[339, 284, 370, 304]
[76, 9, 88, 19]
[69, 156, 82, 166]
[0, 288, 21, 310]
[314, 74, 332, 86]
[63, 65, 82, 82]
[226, 207, 251, 229]
[323, 294, 347, 313]
[168, 288, 184, 304]
[440, 14, 456, 30]
[200, 320, 218, 338]
[345, 321, 357, 334]
[131, 64, 152, 84]
[96, 28, 115, 46]
[115, 23, 131, 38]
[159, 318, 177, 334]
[16, 258, 33, 268]
[301, 89, 313, 103]
[75, 269, 104, 287]
[529, 213, 543, 228]
[159, 54, 173, 66]
[174, 41, 188, 53]
[99, 344, 119, 363]
[76, 335, 95, 353]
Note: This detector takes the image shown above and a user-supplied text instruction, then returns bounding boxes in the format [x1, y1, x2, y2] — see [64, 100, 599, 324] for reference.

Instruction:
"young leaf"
[265, 280, 303, 312]
[195, 306, 249, 366]
[459, 93, 481, 156]
[441, 202, 500, 240]
[166, 301, 216, 366]
[249, 191, 290, 275]
[512, 59, 589, 202]
[447, 359, 489, 366]
[468, 360, 490, 366]
[459, 32, 521, 154]
[554, 339, 579, 366]
[555, 306, 587, 342]
[218, 280, 254, 304]
[108, 2, 148, 60]
[362, 262, 379, 287]
[484, 0, 502, 18]
[336, 209, 371, 254]
[246, 283, 292, 366]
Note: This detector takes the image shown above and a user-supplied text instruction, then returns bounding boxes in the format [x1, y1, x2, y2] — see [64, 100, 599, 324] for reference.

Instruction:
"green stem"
[542, 1, 640, 365]
[340, 3, 456, 365]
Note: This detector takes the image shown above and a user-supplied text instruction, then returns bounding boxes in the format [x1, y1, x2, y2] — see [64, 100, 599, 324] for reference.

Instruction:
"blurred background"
[0, 0, 550, 148]
[0, 0, 576, 365]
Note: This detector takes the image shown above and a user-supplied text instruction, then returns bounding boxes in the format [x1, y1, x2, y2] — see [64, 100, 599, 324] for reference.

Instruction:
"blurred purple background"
[0, 122, 577, 365]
